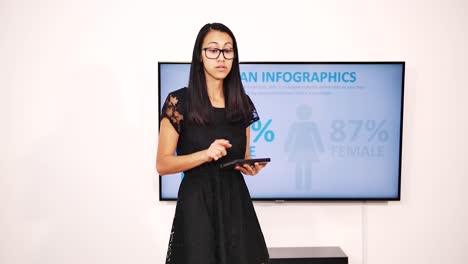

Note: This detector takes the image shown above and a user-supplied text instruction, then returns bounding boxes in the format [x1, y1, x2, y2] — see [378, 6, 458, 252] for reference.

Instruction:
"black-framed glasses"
[202, 48, 235, 60]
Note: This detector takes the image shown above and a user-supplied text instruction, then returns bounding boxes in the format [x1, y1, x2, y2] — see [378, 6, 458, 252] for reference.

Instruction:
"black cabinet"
[268, 247, 348, 264]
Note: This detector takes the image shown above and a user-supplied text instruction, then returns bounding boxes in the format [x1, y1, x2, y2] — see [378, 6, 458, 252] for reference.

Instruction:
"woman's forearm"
[157, 149, 209, 175]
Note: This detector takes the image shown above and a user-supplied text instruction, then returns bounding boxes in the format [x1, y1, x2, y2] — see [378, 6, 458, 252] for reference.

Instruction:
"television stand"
[268, 247, 348, 264]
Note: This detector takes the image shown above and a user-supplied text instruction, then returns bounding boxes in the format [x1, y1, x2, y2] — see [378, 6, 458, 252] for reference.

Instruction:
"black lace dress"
[161, 88, 269, 264]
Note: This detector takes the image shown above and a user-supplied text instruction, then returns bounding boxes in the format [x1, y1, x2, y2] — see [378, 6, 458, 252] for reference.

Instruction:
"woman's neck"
[206, 80, 225, 107]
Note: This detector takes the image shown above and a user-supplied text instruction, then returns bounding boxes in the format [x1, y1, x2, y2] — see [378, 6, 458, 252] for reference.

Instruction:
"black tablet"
[220, 158, 271, 170]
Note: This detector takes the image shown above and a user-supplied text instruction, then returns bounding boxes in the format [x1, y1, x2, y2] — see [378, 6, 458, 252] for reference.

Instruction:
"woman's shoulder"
[168, 87, 187, 100]
[161, 88, 187, 133]
[164, 87, 187, 109]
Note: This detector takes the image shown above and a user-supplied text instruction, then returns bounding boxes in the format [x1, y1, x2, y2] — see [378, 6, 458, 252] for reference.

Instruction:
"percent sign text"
[330, 120, 389, 142]
[251, 119, 275, 143]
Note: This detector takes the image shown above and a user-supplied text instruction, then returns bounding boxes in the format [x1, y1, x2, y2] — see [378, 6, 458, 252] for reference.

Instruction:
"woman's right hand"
[205, 139, 232, 161]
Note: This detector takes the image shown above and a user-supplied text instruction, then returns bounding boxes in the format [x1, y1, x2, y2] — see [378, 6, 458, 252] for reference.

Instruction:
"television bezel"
[157, 61, 405, 202]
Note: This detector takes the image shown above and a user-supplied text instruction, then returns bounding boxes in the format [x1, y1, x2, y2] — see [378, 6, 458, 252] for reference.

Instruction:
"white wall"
[1, 0, 467, 263]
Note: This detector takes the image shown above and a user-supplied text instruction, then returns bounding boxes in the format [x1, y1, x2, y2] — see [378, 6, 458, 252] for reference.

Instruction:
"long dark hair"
[187, 23, 251, 125]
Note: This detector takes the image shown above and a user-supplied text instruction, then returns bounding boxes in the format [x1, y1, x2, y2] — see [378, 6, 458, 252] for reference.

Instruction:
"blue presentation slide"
[159, 62, 404, 200]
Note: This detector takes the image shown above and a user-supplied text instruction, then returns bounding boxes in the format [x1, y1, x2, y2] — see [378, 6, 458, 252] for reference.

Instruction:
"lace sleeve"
[161, 90, 185, 134]
[246, 95, 260, 127]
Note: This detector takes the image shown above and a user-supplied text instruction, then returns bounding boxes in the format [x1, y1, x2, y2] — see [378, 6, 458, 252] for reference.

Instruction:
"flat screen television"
[158, 62, 405, 201]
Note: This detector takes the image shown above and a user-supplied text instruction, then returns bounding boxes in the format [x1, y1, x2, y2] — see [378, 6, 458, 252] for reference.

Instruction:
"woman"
[157, 23, 269, 264]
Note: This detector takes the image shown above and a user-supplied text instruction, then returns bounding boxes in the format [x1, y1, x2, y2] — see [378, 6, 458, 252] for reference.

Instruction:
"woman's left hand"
[235, 162, 268, 176]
